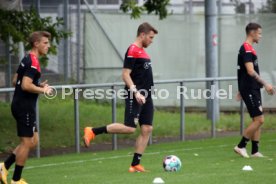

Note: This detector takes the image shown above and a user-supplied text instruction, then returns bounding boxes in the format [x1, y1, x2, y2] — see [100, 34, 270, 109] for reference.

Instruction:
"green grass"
[1, 97, 276, 152]
[4, 132, 276, 184]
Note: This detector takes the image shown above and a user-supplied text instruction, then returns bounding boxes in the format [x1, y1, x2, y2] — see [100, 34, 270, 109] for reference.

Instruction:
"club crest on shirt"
[144, 62, 151, 69]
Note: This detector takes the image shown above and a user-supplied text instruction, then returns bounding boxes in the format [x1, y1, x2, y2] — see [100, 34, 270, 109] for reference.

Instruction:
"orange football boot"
[128, 164, 149, 173]
[83, 127, 96, 148]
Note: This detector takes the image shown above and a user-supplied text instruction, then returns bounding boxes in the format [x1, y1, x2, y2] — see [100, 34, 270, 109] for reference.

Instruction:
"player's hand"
[40, 80, 48, 87]
[135, 92, 146, 105]
[43, 85, 53, 96]
[236, 92, 242, 101]
[264, 83, 275, 95]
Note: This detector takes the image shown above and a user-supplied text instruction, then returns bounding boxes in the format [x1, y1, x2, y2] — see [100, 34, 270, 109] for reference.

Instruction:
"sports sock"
[12, 165, 24, 181]
[238, 136, 249, 148]
[251, 140, 259, 154]
[131, 153, 142, 166]
[4, 153, 16, 170]
[92, 126, 107, 135]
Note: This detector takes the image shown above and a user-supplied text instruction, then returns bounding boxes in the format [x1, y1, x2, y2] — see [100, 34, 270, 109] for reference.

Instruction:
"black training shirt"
[12, 53, 41, 111]
[123, 44, 154, 97]
[237, 42, 262, 90]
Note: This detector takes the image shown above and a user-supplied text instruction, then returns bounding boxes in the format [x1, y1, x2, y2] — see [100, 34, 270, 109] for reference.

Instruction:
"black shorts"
[124, 97, 154, 128]
[11, 105, 38, 137]
[240, 89, 263, 118]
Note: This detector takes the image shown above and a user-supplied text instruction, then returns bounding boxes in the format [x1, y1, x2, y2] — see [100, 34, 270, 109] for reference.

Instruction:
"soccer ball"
[163, 155, 182, 172]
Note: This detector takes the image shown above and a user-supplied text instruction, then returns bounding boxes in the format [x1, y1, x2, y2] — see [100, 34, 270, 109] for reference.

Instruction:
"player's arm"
[122, 68, 145, 104]
[39, 79, 48, 87]
[236, 91, 242, 101]
[245, 62, 275, 95]
[22, 76, 52, 95]
[122, 68, 135, 89]
[12, 73, 18, 87]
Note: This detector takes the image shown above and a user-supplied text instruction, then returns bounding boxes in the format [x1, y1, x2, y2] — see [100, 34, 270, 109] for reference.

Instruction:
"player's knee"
[29, 142, 37, 149]
[27, 137, 38, 149]
[142, 125, 153, 135]
[258, 118, 264, 125]
[254, 116, 264, 125]
[31, 139, 38, 149]
[21, 139, 35, 149]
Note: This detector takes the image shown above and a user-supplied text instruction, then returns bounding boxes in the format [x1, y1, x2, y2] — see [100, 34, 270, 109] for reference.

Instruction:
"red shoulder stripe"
[127, 44, 150, 59]
[30, 54, 41, 73]
[127, 45, 139, 58]
[243, 42, 256, 56]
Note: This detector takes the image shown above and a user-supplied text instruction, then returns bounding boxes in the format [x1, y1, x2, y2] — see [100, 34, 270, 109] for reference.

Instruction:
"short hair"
[137, 22, 158, 37]
[28, 31, 51, 47]
[245, 23, 262, 35]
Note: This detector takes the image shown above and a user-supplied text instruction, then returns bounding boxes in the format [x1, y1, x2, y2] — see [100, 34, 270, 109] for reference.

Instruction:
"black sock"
[92, 126, 107, 135]
[12, 165, 24, 181]
[4, 153, 16, 170]
[131, 153, 142, 166]
[238, 136, 250, 148]
[251, 140, 259, 154]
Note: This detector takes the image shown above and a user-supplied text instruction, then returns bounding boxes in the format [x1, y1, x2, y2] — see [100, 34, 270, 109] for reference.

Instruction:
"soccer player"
[0, 31, 53, 184]
[83, 22, 158, 172]
[234, 23, 275, 158]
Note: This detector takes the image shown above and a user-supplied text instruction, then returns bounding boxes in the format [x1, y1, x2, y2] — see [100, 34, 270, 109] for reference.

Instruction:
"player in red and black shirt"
[234, 23, 275, 158]
[0, 31, 53, 184]
[83, 22, 158, 172]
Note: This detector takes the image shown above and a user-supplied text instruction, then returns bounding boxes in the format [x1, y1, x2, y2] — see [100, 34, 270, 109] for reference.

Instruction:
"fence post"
[180, 82, 185, 141]
[63, 0, 69, 83]
[5, 36, 12, 102]
[240, 100, 245, 136]
[76, 0, 81, 83]
[111, 86, 118, 150]
[211, 80, 216, 138]
[74, 89, 80, 153]
[36, 100, 41, 158]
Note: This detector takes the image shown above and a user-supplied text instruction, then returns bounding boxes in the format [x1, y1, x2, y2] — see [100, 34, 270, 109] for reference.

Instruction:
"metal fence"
[0, 76, 245, 158]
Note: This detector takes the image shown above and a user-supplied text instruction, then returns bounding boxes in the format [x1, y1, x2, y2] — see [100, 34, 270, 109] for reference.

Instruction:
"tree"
[235, 3, 246, 14]
[0, 7, 71, 66]
[120, 0, 170, 20]
[259, 0, 276, 13]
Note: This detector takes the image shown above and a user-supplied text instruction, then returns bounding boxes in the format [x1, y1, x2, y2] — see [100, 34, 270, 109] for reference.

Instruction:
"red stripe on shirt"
[243, 42, 257, 56]
[127, 44, 150, 59]
[30, 53, 41, 73]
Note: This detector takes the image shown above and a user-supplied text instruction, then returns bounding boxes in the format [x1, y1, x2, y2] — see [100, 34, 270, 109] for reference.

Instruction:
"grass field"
[4, 132, 275, 184]
[1, 97, 276, 152]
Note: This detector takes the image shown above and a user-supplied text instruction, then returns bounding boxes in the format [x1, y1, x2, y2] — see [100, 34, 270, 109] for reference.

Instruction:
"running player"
[234, 23, 275, 158]
[0, 31, 53, 184]
[83, 22, 158, 172]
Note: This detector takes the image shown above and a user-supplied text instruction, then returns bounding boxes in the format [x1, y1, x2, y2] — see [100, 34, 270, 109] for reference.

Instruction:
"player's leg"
[0, 149, 18, 184]
[243, 115, 264, 138]
[235, 115, 264, 158]
[242, 92, 264, 157]
[11, 110, 37, 183]
[11, 134, 37, 183]
[129, 124, 152, 172]
[129, 98, 154, 172]
[251, 118, 264, 157]
[0, 106, 19, 181]
[83, 123, 136, 147]
[234, 90, 263, 158]
[83, 97, 138, 147]
[0, 161, 10, 184]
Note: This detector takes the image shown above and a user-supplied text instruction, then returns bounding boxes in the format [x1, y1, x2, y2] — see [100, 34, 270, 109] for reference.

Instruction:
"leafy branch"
[0, 7, 71, 66]
[120, 0, 170, 20]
